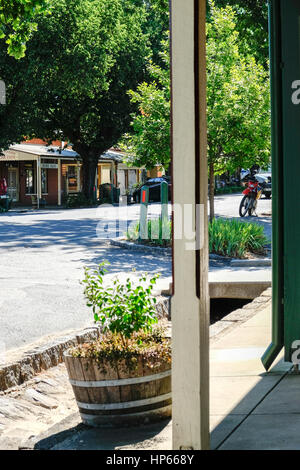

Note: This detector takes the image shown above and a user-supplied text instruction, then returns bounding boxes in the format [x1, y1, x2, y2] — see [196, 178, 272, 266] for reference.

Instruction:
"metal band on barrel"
[69, 369, 171, 388]
[76, 393, 172, 411]
[80, 405, 172, 423]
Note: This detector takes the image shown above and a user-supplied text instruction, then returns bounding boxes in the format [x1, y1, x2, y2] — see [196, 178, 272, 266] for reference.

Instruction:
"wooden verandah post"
[171, 0, 210, 450]
[37, 156, 41, 209]
[58, 158, 62, 206]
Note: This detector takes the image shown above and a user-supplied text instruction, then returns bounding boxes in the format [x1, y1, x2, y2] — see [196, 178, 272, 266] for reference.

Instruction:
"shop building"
[0, 144, 80, 207]
[0, 143, 162, 206]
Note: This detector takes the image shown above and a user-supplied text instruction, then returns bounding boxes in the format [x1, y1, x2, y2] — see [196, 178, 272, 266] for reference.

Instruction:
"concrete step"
[157, 267, 271, 299]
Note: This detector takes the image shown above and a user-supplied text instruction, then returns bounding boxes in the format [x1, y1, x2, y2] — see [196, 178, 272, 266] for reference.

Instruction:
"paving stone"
[224, 308, 251, 322]
[0, 397, 32, 420]
[210, 321, 234, 339]
[38, 378, 56, 387]
[251, 296, 269, 304]
[23, 389, 58, 410]
[261, 288, 272, 297]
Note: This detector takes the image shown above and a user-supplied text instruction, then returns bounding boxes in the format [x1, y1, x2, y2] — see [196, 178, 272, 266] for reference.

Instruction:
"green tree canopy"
[0, 0, 50, 58]
[209, 0, 269, 64]
[206, 4, 270, 217]
[123, 4, 271, 218]
[0, 0, 152, 198]
[122, 38, 170, 170]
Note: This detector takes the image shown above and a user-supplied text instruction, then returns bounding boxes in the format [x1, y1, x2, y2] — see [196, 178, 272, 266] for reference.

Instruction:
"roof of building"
[99, 150, 126, 163]
[8, 144, 79, 159]
[1, 144, 135, 166]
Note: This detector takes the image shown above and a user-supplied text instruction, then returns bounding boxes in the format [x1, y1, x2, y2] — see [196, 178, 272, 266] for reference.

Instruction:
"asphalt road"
[0, 194, 271, 352]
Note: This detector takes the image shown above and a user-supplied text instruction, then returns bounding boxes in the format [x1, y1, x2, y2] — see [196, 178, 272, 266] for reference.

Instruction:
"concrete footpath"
[2, 290, 300, 450]
[210, 303, 293, 450]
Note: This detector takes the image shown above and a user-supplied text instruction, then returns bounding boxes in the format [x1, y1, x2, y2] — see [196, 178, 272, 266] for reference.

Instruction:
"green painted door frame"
[262, 0, 284, 370]
[262, 0, 300, 369]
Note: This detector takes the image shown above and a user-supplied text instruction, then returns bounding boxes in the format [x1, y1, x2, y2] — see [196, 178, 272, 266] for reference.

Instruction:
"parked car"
[132, 177, 171, 203]
[256, 171, 272, 199]
[241, 166, 272, 199]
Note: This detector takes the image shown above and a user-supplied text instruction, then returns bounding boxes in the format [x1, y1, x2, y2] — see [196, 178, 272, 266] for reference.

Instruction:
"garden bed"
[125, 217, 269, 259]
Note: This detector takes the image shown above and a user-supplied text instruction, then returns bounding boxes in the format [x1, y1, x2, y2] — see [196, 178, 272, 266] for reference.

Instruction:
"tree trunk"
[209, 161, 215, 221]
[82, 156, 98, 201]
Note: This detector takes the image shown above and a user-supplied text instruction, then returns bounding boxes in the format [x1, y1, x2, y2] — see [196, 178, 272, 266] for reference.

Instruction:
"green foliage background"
[0, 0, 158, 198]
[123, 4, 270, 175]
[0, 1, 271, 202]
[0, 0, 50, 58]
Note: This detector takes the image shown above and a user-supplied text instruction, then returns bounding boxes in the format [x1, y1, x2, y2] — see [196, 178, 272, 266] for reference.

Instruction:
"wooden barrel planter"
[64, 352, 171, 427]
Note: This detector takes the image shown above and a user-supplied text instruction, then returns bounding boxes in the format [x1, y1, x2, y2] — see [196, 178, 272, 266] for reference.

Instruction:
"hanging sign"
[41, 163, 58, 169]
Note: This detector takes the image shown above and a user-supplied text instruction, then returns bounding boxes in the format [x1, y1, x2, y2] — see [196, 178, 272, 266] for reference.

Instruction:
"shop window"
[25, 167, 35, 194]
[67, 165, 78, 192]
[101, 166, 111, 184]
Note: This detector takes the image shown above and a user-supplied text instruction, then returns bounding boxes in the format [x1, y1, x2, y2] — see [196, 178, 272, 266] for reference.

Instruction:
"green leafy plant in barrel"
[70, 262, 171, 372]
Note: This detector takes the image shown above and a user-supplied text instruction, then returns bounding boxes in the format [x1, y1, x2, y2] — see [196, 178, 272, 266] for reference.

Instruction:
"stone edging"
[231, 258, 271, 267]
[109, 238, 172, 257]
[0, 297, 170, 392]
[0, 328, 100, 392]
[209, 287, 272, 342]
[109, 238, 271, 266]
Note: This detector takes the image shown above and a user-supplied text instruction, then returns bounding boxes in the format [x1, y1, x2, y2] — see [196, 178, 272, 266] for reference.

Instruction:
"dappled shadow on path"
[0, 215, 133, 250]
[0, 212, 172, 278]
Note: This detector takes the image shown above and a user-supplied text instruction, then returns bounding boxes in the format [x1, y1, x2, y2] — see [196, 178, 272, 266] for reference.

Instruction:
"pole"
[37, 157, 41, 209]
[58, 159, 62, 206]
[171, 0, 209, 449]
[160, 181, 169, 241]
[139, 186, 149, 241]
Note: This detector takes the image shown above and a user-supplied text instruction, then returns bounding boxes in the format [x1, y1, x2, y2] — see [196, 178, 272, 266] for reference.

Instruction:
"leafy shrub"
[82, 262, 160, 348]
[127, 216, 268, 258]
[209, 218, 268, 258]
[65, 192, 93, 208]
[70, 328, 171, 372]
[98, 183, 119, 204]
[215, 186, 244, 195]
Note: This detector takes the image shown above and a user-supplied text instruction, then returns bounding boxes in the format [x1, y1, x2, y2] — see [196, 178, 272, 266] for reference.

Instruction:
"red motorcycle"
[239, 176, 262, 217]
